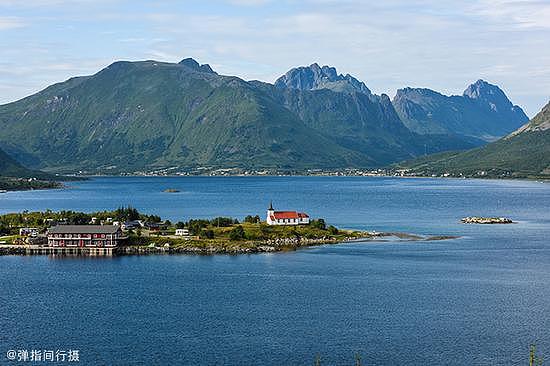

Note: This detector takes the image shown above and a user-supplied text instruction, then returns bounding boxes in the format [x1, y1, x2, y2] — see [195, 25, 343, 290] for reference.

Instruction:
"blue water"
[1, 176, 549, 365]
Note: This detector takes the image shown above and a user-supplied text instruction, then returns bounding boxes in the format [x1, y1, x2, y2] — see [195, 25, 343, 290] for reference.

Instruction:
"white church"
[266, 202, 310, 226]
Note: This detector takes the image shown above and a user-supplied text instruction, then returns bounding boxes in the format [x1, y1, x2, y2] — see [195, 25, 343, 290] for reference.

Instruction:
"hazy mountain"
[396, 101, 550, 179]
[259, 80, 474, 165]
[393, 80, 528, 142]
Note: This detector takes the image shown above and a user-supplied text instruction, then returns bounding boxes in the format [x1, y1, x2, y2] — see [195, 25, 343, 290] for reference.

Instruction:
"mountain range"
[393, 80, 528, 142]
[0, 58, 530, 174]
[397, 101, 550, 179]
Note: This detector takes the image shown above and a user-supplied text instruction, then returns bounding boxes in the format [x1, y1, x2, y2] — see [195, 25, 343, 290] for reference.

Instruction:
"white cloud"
[470, 0, 550, 29]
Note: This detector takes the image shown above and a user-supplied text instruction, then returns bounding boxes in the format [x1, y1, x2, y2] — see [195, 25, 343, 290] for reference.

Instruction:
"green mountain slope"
[0, 58, 522, 173]
[0, 60, 369, 172]
[396, 102, 550, 179]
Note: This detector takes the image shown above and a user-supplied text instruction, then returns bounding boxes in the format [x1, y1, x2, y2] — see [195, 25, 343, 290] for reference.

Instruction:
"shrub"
[229, 225, 246, 240]
[310, 219, 326, 230]
[200, 229, 214, 239]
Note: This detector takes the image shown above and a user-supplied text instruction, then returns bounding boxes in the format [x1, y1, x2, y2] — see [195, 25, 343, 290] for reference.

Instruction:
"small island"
[461, 216, 514, 224]
[163, 188, 180, 193]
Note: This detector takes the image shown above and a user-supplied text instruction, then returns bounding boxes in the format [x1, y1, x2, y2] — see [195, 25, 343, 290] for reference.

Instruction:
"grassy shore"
[122, 221, 375, 254]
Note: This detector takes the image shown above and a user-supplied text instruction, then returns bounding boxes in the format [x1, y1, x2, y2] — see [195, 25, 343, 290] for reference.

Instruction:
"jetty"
[0, 244, 115, 256]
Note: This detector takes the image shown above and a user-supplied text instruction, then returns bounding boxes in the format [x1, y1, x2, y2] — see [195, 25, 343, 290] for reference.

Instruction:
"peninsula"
[0, 207, 457, 256]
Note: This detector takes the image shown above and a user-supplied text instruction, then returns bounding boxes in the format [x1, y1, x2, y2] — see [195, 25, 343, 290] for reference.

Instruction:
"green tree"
[244, 215, 261, 223]
[211, 217, 239, 227]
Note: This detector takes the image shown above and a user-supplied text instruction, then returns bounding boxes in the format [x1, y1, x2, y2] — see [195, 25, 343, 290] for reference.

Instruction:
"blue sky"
[0, 0, 549, 116]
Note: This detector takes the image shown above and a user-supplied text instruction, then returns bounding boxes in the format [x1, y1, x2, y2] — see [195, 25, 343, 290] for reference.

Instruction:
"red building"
[47, 225, 123, 248]
[266, 202, 310, 226]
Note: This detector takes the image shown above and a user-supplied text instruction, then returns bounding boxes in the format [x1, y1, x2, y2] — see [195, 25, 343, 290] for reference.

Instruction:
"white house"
[175, 228, 189, 237]
[266, 202, 310, 226]
[19, 227, 39, 237]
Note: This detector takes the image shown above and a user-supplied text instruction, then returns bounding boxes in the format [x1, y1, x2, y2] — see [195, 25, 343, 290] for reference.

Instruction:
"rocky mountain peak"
[178, 58, 216, 74]
[463, 80, 510, 109]
[274, 63, 371, 95]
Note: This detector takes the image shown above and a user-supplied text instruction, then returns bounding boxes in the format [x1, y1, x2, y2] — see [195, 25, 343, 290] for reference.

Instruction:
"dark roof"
[48, 225, 120, 234]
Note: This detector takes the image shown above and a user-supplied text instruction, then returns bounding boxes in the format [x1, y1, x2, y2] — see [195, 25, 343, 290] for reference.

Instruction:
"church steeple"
[266, 201, 275, 223]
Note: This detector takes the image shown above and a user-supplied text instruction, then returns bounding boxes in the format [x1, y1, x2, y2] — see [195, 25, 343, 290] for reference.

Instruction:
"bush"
[327, 225, 339, 235]
[229, 225, 246, 241]
[200, 229, 214, 239]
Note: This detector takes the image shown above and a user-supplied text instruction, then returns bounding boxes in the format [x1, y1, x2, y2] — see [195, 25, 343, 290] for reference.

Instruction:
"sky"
[0, 0, 549, 116]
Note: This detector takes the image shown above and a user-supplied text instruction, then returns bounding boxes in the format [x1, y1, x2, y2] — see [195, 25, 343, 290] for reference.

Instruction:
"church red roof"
[272, 211, 309, 220]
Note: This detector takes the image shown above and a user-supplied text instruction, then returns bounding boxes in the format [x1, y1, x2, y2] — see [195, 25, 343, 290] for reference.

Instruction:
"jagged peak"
[463, 79, 505, 99]
[178, 58, 216, 74]
[463, 79, 528, 117]
[274, 63, 371, 95]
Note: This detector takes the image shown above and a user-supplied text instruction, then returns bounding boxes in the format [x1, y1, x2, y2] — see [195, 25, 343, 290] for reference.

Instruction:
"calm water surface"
[1, 176, 549, 365]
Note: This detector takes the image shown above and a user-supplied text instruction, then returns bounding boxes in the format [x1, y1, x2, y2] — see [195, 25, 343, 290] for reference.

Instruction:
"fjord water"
[1, 176, 549, 365]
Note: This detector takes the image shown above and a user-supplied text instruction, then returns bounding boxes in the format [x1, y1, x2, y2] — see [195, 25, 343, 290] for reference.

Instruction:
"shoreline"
[0, 232, 460, 257]
[3, 174, 547, 193]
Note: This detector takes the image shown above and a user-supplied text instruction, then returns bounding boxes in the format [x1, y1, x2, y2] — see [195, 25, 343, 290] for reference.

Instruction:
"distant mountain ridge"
[393, 80, 528, 142]
[0, 58, 529, 174]
[397, 101, 550, 179]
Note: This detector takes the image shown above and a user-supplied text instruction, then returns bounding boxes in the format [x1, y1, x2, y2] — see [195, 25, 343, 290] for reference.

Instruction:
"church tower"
[266, 201, 275, 224]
